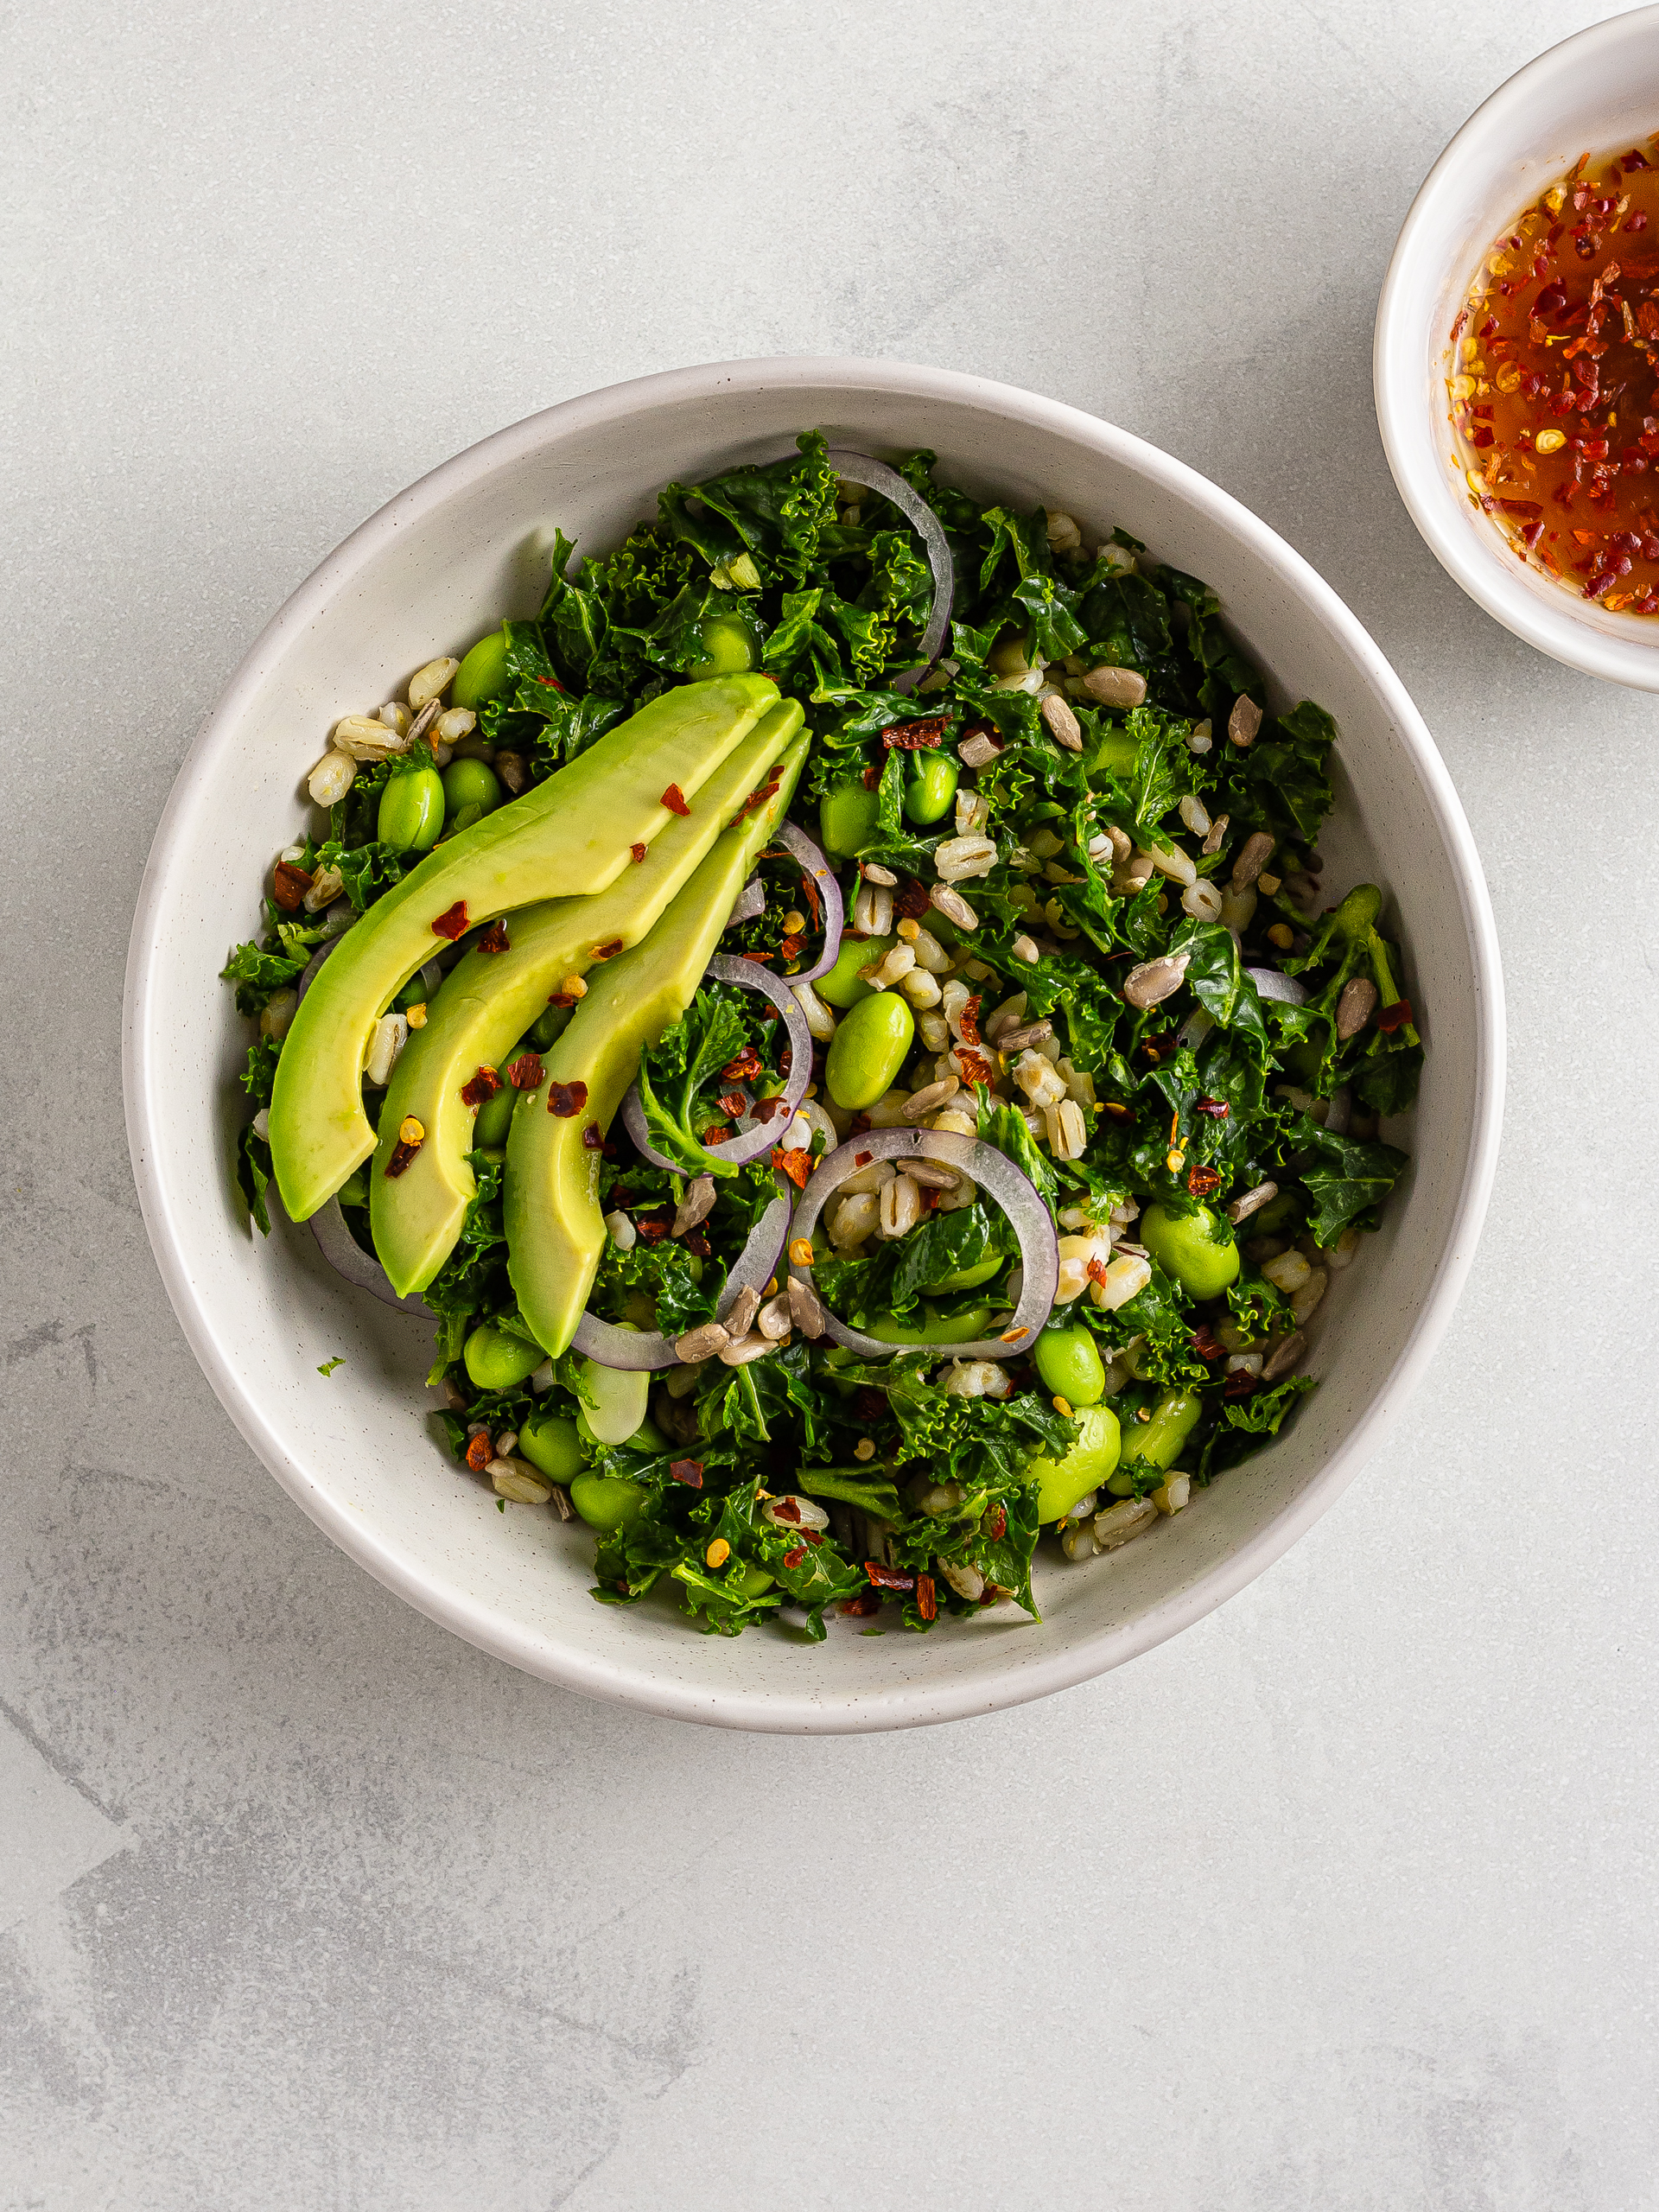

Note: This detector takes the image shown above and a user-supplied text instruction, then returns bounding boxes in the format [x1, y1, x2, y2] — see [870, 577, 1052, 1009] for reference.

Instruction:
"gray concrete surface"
[5, 2, 1656, 2204]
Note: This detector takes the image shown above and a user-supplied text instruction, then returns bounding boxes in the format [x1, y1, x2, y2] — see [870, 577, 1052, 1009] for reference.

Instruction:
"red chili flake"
[854, 1150, 872, 1167]
[635, 1212, 671, 1243]
[730, 778, 781, 824]
[536, 675, 566, 692]
[631, 842, 648, 863]
[880, 715, 948, 751]
[1101, 1100, 1133, 1124]
[466, 1432, 493, 1472]
[772, 1146, 811, 1190]
[802, 1528, 823, 1548]
[798, 870, 821, 927]
[590, 938, 623, 961]
[779, 934, 804, 959]
[783, 1546, 807, 1570]
[987, 1503, 1007, 1540]
[861, 760, 883, 790]
[739, 949, 774, 964]
[667, 1457, 704, 1490]
[854, 1389, 887, 1422]
[1469, 428, 1495, 448]
[1186, 1163, 1223, 1198]
[893, 875, 931, 920]
[721, 1046, 765, 1082]
[471, 918, 508, 958]
[431, 900, 469, 941]
[582, 1122, 604, 1151]
[751, 1094, 791, 1123]
[839, 1591, 881, 1617]
[1624, 149, 1651, 170]
[385, 1138, 421, 1179]
[1192, 1322, 1225, 1362]
[461, 1065, 503, 1108]
[683, 1225, 712, 1257]
[698, 1123, 731, 1147]
[546, 990, 577, 1008]
[661, 784, 690, 816]
[865, 1561, 916, 1592]
[955, 1049, 994, 1089]
[849, 1113, 873, 1137]
[272, 859, 312, 911]
[1192, 1096, 1230, 1119]
[957, 995, 982, 1046]
[718, 1089, 750, 1119]
[915, 1573, 938, 1622]
[547, 1080, 589, 1116]
[505, 1052, 543, 1090]
[1223, 1370, 1258, 1401]
[1085, 1255, 1110, 1287]
[770, 1497, 803, 1524]
[1376, 999, 1414, 1033]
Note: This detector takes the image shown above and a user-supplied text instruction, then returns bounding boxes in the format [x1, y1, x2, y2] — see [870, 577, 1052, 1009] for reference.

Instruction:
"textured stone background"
[5, 2, 1656, 2204]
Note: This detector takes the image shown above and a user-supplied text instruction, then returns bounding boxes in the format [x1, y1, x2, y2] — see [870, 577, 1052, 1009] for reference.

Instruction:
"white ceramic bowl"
[1376, 4, 1659, 687]
[124, 358, 1503, 1733]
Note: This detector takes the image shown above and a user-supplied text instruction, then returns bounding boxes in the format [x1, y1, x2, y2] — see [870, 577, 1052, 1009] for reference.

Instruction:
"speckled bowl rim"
[124, 357, 1504, 1732]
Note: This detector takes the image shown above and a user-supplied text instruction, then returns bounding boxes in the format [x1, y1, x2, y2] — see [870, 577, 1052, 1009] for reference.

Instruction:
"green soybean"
[462, 1322, 544, 1393]
[576, 1408, 671, 1457]
[1109, 1389, 1201, 1492]
[904, 751, 958, 825]
[378, 766, 445, 853]
[1140, 1201, 1241, 1299]
[1033, 1325, 1107, 1408]
[816, 932, 892, 1008]
[868, 1303, 994, 1347]
[575, 1353, 650, 1445]
[1027, 1405, 1122, 1522]
[569, 1472, 647, 1534]
[819, 780, 881, 858]
[442, 757, 502, 819]
[518, 1410, 584, 1483]
[452, 628, 512, 711]
[689, 612, 758, 677]
[825, 990, 914, 1110]
[923, 1255, 1005, 1295]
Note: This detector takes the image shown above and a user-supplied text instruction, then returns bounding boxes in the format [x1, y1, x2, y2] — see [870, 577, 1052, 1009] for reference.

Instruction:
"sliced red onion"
[571, 1174, 792, 1371]
[308, 1195, 429, 1315]
[1247, 966, 1308, 1007]
[726, 873, 766, 927]
[786, 1128, 1058, 1363]
[773, 820, 843, 986]
[764, 446, 954, 690]
[620, 952, 812, 1173]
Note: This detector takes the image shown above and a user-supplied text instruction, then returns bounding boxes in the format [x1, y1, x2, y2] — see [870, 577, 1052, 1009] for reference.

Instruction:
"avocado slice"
[268, 675, 780, 1223]
[369, 699, 804, 1295]
[504, 728, 810, 1356]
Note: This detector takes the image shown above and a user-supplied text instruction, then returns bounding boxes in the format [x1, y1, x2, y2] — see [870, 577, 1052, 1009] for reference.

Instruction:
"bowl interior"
[126, 361, 1500, 1731]
[1376, 4, 1659, 687]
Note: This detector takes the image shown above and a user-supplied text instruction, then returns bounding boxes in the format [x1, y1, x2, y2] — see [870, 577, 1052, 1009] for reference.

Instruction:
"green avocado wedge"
[504, 729, 810, 1357]
[268, 675, 780, 1223]
[368, 700, 804, 1296]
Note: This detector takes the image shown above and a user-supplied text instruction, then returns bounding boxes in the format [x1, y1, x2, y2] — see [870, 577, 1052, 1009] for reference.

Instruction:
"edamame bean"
[378, 766, 445, 853]
[462, 1322, 545, 1393]
[923, 1255, 1005, 1295]
[1027, 1405, 1122, 1522]
[816, 932, 893, 1008]
[868, 1303, 994, 1347]
[819, 780, 881, 858]
[904, 750, 958, 824]
[689, 613, 758, 677]
[825, 990, 915, 1110]
[442, 758, 502, 819]
[576, 1353, 650, 1445]
[518, 1410, 584, 1483]
[569, 1473, 647, 1534]
[451, 627, 512, 712]
[576, 1408, 671, 1456]
[1033, 1325, 1107, 1407]
[1108, 1389, 1200, 1492]
[1140, 1202, 1240, 1299]
[692, 1557, 777, 1614]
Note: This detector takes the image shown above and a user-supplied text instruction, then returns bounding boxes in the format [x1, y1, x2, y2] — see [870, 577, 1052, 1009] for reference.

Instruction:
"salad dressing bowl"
[124, 358, 1503, 1732]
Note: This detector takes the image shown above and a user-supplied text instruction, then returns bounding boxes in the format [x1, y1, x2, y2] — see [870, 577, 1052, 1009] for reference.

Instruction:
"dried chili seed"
[669, 1459, 704, 1489]
[478, 918, 510, 955]
[987, 1503, 1007, 1540]
[1186, 1163, 1223, 1198]
[1192, 1322, 1225, 1361]
[1192, 1096, 1230, 1119]
[631, 842, 647, 862]
[461, 1065, 503, 1108]
[865, 1560, 916, 1592]
[772, 1146, 811, 1190]
[893, 876, 931, 919]
[505, 1052, 543, 1090]
[1376, 999, 1414, 1034]
[547, 1080, 589, 1117]
[431, 899, 469, 941]
[385, 1138, 421, 1178]
[880, 715, 948, 750]
[915, 1573, 938, 1622]
[465, 1432, 493, 1472]
[660, 783, 690, 816]
[272, 860, 312, 911]
[783, 1545, 807, 1570]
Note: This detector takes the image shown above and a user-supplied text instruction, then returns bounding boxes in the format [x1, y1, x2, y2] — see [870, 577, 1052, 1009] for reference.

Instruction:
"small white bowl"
[124, 358, 1503, 1733]
[1376, 3, 1659, 687]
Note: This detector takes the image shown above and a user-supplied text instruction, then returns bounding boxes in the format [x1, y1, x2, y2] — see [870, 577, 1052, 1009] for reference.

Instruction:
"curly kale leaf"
[1298, 1121, 1409, 1244]
[220, 939, 309, 1017]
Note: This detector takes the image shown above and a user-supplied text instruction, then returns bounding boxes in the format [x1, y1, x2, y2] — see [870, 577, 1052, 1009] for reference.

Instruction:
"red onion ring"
[620, 952, 813, 1173]
[772, 821, 842, 986]
[308, 1195, 429, 1315]
[571, 1174, 793, 1371]
[786, 1128, 1059, 1363]
[726, 874, 766, 927]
